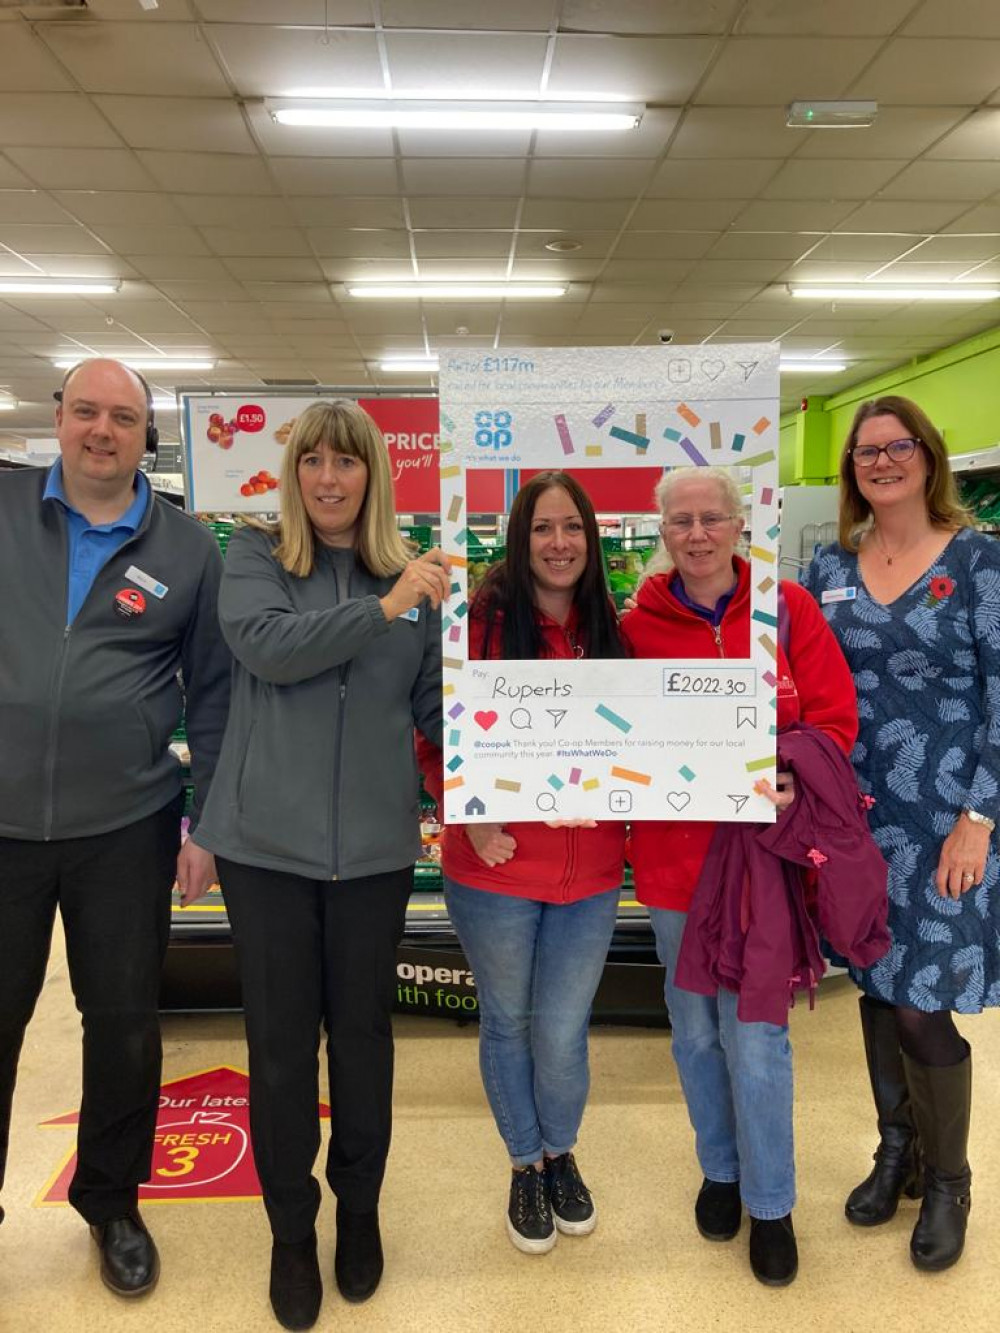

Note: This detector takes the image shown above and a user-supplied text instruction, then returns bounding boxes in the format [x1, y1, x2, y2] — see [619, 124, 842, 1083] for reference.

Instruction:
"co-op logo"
[474, 409, 513, 451]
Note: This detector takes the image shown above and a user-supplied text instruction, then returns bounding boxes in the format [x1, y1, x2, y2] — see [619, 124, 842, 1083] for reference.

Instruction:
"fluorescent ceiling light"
[789, 285, 1000, 302]
[52, 357, 216, 371]
[377, 357, 440, 373]
[0, 398, 17, 411]
[0, 279, 121, 295]
[348, 284, 566, 300]
[151, 396, 179, 410]
[787, 100, 877, 128]
[780, 361, 847, 374]
[266, 99, 643, 132]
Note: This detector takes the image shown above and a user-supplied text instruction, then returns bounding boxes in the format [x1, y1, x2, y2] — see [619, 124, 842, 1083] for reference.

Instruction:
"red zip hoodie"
[620, 557, 857, 912]
[417, 602, 626, 903]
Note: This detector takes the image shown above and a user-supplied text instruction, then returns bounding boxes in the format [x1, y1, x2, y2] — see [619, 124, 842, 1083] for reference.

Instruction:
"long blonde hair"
[838, 395, 972, 551]
[269, 400, 414, 578]
[639, 466, 745, 584]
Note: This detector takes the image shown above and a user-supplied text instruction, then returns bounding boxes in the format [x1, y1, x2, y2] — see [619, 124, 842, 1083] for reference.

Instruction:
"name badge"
[400, 606, 420, 623]
[822, 586, 857, 604]
[125, 565, 168, 599]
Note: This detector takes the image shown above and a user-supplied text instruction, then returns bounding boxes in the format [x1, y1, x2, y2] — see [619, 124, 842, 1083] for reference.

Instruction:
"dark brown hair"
[475, 472, 625, 660]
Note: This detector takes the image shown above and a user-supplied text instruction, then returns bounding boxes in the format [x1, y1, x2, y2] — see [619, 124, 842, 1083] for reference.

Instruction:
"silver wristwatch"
[962, 807, 996, 833]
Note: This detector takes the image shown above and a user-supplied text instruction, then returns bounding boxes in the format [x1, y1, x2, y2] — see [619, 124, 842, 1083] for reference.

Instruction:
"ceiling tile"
[15, 254, 139, 279]
[527, 159, 654, 198]
[195, 2, 369, 21]
[208, 24, 383, 98]
[152, 279, 250, 300]
[646, 159, 777, 199]
[384, 0, 553, 28]
[394, 128, 531, 158]
[836, 201, 969, 232]
[910, 236, 1000, 261]
[94, 97, 256, 153]
[670, 109, 802, 159]
[54, 190, 188, 226]
[513, 232, 617, 259]
[223, 258, 325, 281]
[0, 94, 123, 149]
[128, 256, 235, 280]
[706, 233, 822, 260]
[560, 0, 739, 34]
[807, 234, 927, 261]
[200, 227, 313, 258]
[850, 40, 1000, 105]
[518, 199, 634, 229]
[599, 259, 697, 283]
[608, 232, 718, 260]
[926, 110, 1000, 160]
[270, 158, 400, 196]
[868, 260, 995, 281]
[509, 259, 604, 281]
[309, 230, 413, 259]
[547, 35, 719, 101]
[902, 0, 1000, 37]
[761, 159, 908, 201]
[732, 201, 857, 231]
[383, 32, 549, 95]
[288, 197, 407, 227]
[782, 260, 898, 282]
[795, 108, 968, 159]
[40, 22, 230, 97]
[415, 232, 512, 260]
[696, 37, 879, 104]
[173, 195, 295, 227]
[739, 0, 916, 34]
[401, 159, 527, 196]
[880, 161, 1000, 201]
[628, 200, 746, 230]
[942, 205, 1000, 233]
[137, 151, 274, 194]
[324, 260, 417, 282]
[0, 24, 75, 92]
[0, 224, 109, 255]
[90, 224, 210, 256]
[0, 156, 33, 189]
[0, 191, 75, 225]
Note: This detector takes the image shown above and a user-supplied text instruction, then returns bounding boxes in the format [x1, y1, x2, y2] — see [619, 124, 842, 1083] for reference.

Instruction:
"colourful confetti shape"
[449, 554, 468, 568]
[453, 527, 469, 545]
[610, 425, 650, 452]
[758, 577, 775, 594]
[752, 417, 771, 435]
[555, 413, 575, 456]
[762, 670, 778, 687]
[448, 624, 461, 641]
[443, 683, 455, 696]
[679, 765, 696, 782]
[440, 464, 461, 479]
[680, 437, 708, 466]
[582, 778, 600, 791]
[448, 728, 461, 746]
[548, 775, 564, 791]
[447, 755, 463, 772]
[495, 778, 521, 792]
[448, 702, 465, 719]
[752, 610, 778, 629]
[585, 445, 603, 456]
[569, 767, 582, 785]
[767, 524, 780, 540]
[595, 703, 632, 733]
[443, 776, 465, 790]
[440, 411, 456, 432]
[758, 632, 778, 660]
[750, 545, 776, 564]
[442, 656, 464, 670]
[611, 765, 652, 786]
[745, 755, 777, 773]
[761, 486, 774, 506]
[447, 495, 463, 522]
[453, 600, 468, 618]
[732, 432, 746, 452]
[678, 403, 701, 428]
[709, 421, 722, 450]
[592, 403, 616, 427]
[663, 427, 682, 442]
[739, 450, 776, 468]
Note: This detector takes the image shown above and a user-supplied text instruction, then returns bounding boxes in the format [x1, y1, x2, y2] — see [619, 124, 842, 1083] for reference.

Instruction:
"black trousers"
[0, 797, 182, 1224]
[217, 858, 413, 1243]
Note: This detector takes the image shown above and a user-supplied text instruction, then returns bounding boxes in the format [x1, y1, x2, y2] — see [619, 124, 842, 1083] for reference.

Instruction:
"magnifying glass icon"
[536, 792, 558, 814]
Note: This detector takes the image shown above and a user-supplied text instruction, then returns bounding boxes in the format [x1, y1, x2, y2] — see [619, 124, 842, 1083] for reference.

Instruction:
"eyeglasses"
[851, 437, 921, 468]
[662, 512, 736, 533]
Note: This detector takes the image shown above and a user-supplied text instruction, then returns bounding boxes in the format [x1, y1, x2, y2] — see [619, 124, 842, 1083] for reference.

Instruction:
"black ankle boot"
[748, 1214, 798, 1287]
[904, 1044, 972, 1272]
[334, 1202, 383, 1303]
[846, 996, 923, 1226]
[269, 1232, 322, 1330]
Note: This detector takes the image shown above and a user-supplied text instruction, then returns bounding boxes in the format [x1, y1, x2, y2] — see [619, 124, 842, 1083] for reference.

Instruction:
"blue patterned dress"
[803, 528, 1000, 1012]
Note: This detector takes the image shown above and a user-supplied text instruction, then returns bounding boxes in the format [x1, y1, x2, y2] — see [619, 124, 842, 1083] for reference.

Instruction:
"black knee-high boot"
[902, 1041, 972, 1272]
[845, 996, 923, 1225]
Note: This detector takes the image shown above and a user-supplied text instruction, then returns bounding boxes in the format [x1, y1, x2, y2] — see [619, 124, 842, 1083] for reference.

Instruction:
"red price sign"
[235, 403, 266, 433]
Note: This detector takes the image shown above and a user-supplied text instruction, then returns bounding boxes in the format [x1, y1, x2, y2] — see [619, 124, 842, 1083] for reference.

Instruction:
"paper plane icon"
[546, 709, 568, 728]
[736, 361, 759, 382]
[728, 794, 750, 813]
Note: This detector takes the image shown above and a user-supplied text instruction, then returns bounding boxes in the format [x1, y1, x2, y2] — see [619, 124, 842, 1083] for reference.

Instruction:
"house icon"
[464, 796, 486, 817]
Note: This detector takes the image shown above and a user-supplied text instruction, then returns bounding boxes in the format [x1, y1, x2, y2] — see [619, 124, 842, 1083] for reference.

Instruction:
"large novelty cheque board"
[438, 344, 781, 825]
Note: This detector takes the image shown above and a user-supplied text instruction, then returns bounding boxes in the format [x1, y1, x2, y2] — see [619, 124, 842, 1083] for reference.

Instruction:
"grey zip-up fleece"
[0, 467, 231, 841]
[193, 526, 443, 882]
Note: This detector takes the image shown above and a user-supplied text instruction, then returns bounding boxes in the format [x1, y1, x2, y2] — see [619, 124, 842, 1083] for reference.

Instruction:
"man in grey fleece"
[0, 359, 230, 1296]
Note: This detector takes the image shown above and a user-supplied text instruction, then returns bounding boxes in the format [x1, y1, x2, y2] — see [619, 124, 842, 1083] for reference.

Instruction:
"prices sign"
[36, 1067, 330, 1205]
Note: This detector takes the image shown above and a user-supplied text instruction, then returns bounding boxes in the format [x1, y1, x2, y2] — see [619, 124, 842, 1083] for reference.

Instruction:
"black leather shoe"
[269, 1233, 322, 1330]
[334, 1202, 383, 1303]
[695, 1178, 742, 1241]
[89, 1213, 160, 1297]
[748, 1214, 798, 1287]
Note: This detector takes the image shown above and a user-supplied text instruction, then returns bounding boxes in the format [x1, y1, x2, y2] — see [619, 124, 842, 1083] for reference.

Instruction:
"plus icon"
[609, 789, 632, 814]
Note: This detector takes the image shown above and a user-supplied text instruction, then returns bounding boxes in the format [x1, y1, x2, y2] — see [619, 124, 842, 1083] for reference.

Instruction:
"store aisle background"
[1, 925, 997, 1333]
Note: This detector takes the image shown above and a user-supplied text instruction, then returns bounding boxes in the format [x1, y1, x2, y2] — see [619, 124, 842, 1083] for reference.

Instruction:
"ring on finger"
[962, 871, 975, 883]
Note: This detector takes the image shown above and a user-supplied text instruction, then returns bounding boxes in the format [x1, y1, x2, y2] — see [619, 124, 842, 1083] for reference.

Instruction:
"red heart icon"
[474, 710, 499, 731]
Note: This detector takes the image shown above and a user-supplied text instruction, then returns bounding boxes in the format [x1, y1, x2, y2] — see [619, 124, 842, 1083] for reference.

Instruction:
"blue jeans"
[444, 878, 620, 1167]
[648, 907, 795, 1220]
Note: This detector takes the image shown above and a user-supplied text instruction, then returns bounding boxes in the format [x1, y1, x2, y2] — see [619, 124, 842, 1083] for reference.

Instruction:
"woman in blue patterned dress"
[804, 394, 1000, 1274]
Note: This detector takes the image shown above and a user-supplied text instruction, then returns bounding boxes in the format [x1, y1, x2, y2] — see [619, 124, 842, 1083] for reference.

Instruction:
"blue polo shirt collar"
[43, 459, 149, 531]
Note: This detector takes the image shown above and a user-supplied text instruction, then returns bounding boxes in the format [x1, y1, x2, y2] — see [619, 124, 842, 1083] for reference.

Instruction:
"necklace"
[871, 526, 921, 566]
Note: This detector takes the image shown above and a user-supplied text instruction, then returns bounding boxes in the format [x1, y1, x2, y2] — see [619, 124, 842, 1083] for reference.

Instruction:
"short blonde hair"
[837, 395, 972, 550]
[270, 400, 414, 578]
[640, 466, 745, 582]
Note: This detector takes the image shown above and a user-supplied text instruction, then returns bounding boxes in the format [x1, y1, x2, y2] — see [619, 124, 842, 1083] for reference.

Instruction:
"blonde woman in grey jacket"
[195, 400, 448, 1331]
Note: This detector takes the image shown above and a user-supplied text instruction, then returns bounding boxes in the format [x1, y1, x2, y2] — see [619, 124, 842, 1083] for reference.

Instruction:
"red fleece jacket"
[620, 558, 858, 911]
[417, 602, 626, 903]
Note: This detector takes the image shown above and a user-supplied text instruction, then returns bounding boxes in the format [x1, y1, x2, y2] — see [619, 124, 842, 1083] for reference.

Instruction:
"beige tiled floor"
[2, 928, 998, 1333]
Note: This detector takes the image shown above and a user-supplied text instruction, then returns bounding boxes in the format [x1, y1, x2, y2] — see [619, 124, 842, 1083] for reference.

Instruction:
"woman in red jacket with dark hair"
[622, 465, 857, 1288]
[420, 471, 626, 1256]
